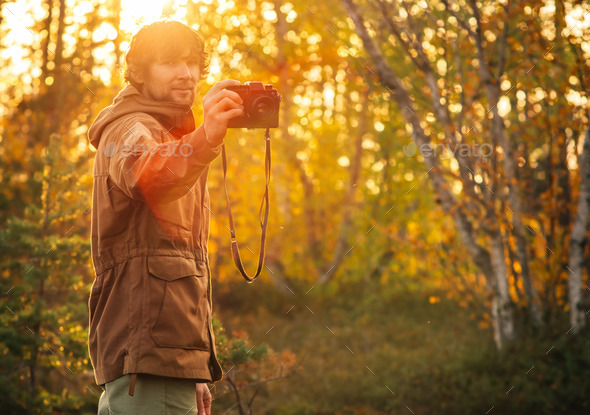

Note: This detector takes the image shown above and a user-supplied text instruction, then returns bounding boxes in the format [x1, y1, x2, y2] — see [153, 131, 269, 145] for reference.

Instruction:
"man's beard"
[143, 82, 195, 106]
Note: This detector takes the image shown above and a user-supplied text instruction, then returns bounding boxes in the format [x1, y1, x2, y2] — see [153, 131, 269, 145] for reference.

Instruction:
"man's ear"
[132, 68, 145, 84]
[126, 62, 145, 85]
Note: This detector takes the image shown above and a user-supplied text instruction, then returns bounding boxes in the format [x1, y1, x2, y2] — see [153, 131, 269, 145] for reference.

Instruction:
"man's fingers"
[204, 89, 243, 107]
[213, 96, 243, 112]
[203, 387, 212, 415]
[207, 98, 244, 123]
[196, 383, 205, 412]
[204, 79, 241, 98]
[215, 108, 245, 123]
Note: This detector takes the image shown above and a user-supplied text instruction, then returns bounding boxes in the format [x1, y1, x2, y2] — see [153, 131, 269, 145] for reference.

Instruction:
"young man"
[88, 20, 244, 414]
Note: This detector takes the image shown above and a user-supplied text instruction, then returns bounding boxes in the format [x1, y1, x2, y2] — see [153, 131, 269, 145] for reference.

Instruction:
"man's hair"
[124, 20, 209, 89]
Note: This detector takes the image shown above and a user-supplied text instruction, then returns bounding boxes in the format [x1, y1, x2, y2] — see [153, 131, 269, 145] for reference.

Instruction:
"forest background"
[1, 0, 590, 413]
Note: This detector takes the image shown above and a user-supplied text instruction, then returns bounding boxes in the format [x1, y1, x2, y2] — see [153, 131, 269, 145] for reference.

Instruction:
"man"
[88, 20, 244, 414]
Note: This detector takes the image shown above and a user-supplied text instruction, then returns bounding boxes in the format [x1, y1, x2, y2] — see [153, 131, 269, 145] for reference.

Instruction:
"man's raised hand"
[202, 79, 244, 147]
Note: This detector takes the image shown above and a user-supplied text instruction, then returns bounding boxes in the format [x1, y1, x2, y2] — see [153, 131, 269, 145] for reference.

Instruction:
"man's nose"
[177, 63, 192, 79]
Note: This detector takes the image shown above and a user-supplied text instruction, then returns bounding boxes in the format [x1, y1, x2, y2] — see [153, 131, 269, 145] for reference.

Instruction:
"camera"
[226, 82, 281, 129]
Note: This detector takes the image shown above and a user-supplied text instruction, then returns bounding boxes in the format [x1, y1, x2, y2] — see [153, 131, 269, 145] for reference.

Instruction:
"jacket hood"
[88, 85, 196, 149]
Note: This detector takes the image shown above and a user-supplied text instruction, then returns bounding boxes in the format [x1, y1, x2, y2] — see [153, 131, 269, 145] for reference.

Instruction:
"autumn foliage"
[0, 0, 589, 413]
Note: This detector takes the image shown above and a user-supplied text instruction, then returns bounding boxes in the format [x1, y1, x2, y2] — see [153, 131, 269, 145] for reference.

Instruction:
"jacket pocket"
[147, 256, 209, 350]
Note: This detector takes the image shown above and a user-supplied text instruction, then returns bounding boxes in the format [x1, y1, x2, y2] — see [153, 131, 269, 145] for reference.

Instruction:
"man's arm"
[106, 80, 244, 204]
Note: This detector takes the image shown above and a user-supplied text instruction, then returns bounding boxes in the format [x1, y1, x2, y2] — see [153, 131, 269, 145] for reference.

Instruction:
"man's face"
[141, 49, 200, 106]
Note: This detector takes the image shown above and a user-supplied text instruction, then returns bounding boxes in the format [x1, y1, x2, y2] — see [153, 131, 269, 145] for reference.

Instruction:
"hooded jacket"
[88, 85, 223, 386]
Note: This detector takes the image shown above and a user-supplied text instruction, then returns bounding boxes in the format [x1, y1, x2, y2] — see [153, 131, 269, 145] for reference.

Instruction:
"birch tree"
[340, 0, 589, 347]
[568, 127, 590, 333]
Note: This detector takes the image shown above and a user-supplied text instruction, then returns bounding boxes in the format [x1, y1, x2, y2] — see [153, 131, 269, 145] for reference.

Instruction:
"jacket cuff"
[187, 125, 223, 163]
[204, 131, 224, 152]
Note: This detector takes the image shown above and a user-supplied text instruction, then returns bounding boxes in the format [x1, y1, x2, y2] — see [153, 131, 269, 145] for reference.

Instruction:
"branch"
[225, 374, 247, 415]
[440, 0, 477, 38]
[374, 0, 425, 70]
[382, 0, 488, 226]
[246, 368, 293, 412]
[496, 5, 510, 80]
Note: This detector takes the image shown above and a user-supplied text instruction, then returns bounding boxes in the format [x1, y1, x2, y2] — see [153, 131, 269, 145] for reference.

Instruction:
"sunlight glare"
[119, 0, 167, 33]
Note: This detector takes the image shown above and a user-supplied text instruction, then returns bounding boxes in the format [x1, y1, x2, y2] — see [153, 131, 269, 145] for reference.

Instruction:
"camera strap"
[221, 128, 271, 282]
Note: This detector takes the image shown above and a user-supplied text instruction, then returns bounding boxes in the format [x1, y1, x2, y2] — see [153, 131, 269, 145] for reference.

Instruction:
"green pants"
[97, 374, 198, 415]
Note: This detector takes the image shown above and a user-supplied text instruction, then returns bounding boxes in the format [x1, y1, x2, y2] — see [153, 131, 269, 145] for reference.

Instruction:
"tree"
[0, 133, 94, 413]
[0, 1, 120, 411]
[212, 318, 297, 415]
[568, 126, 590, 332]
[340, 0, 589, 347]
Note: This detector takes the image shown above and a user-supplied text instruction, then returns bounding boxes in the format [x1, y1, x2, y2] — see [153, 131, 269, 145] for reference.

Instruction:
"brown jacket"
[88, 85, 223, 386]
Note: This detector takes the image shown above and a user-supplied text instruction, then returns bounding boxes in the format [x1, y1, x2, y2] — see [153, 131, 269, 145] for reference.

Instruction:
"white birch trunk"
[568, 128, 590, 333]
[490, 232, 515, 346]
[490, 297, 502, 350]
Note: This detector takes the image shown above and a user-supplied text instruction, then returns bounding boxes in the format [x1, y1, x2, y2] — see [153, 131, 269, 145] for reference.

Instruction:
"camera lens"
[248, 96, 276, 119]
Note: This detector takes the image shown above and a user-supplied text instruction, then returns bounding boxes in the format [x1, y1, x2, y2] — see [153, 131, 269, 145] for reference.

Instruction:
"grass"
[215, 280, 590, 414]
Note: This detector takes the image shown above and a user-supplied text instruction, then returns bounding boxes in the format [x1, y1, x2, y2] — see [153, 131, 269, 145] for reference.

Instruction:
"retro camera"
[226, 82, 281, 129]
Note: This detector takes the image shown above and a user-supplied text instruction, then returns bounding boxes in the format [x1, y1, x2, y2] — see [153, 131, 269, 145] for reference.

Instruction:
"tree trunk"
[568, 127, 590, 333]
[273, 0, 321, 271]
[439, 0, 543, 327]
[111, 0, 122, 75]
[40, 0, 54, 83]
[463, 0, 543, 327]
[490, 231, 515, 347]
[48, 0, 67, 135]
[318, 87, 368, 284]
